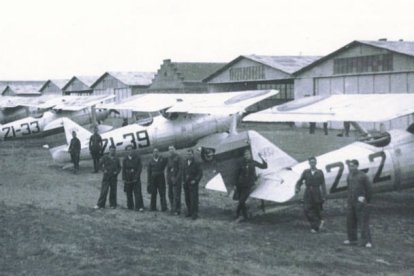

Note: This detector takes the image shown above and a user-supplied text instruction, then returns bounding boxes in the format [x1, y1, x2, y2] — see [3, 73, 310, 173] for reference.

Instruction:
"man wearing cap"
[344, 159, 373, 248]
[295, 156, 327, 232]
[89, 126, 103, 173]
[166, 145, 183, 215]
[95, 145, 121, 209]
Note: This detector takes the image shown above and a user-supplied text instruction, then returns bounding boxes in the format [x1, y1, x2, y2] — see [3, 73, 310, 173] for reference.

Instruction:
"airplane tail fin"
[61, 118, 92, 145]
[205, 130, 298, 200]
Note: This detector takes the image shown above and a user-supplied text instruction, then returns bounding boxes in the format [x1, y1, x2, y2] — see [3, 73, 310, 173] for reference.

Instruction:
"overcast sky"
[0, 0, 412, 80]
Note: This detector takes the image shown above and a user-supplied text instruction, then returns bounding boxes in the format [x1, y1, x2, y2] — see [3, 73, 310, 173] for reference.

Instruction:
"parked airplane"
[0, 95, 114, 141]
[206, 94, 414, 210]
[48, 90, 277, 164]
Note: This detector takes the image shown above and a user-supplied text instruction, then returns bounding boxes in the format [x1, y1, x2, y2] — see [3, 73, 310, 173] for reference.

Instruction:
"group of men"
[296, 157, 373, 248]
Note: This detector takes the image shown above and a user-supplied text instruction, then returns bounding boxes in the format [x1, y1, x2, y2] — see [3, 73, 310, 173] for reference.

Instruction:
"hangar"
[294, 39, 414, 130]
[203, 55, 320, 107]
[62, 76, 100, 96]
[91, 71, 155, 118]
[149, 59, 225, 93]
[1, 81, 45, 96]
[39, 79, 69, 96]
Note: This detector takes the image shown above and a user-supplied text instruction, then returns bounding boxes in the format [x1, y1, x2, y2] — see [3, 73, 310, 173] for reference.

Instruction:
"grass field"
[0, 123, 413, 275]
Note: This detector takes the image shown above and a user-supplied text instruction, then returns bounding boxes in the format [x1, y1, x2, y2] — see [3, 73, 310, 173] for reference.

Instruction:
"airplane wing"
[0, 96, 52, 109]
[244, 94, 414, 123]
[23, 95, 115, 111]
[96, 90, 278, 115]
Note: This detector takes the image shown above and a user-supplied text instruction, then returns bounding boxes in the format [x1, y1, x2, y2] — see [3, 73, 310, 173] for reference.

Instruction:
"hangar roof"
[1, 81, 44, 95]
[62, 75, 100, 91]
[204, 55, 321, 82]
[92, 71, 155, 88]
[295, 40, 414, 75]
[39, 79, 70, 91]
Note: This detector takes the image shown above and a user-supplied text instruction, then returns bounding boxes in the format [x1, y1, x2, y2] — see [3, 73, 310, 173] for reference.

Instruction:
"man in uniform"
[89, 126, 103, 173]
[344, 159, 373, 248]
[147, 148, 168, 211]
[295, 156, 327, 232]
[235, 150, 267, 221]
[122, 146, 144, 211]
[122, 118, 128, 127]
[68, 130, 81, 174]
[166, 145, 183, 215]
[95, 145, 121, 209]
[183, 149, 203, 220]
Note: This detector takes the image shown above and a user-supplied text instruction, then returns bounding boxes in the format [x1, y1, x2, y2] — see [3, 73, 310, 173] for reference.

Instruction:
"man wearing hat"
[295, 156, 327, 232]
[344, 159, 373, 248]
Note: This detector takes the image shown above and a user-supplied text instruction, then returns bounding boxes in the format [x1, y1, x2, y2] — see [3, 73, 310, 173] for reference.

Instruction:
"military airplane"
[0, 95, 114, 141]
[48, 90, 277, 164]
[205, 94, 414, 211]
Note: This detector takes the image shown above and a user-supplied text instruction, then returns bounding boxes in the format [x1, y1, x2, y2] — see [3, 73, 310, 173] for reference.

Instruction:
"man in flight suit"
[147, 148, 168, 211]
[95, 145, 121, 209]
[295, 156, 327, 232]
[89, 126, 103, 173]
[166, 145, 183, 215]
[183, 149, 203, 220]
[122, 147, 144, 211]
[68, 130, 81, 174]
[344, 159, 373, 248]
[235, 150, 267, 221]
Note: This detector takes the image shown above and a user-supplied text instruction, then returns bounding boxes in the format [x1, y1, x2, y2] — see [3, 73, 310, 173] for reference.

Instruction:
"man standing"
[183, 149, 203, 220]
[235, 150, 267, 221]
[122, 118, 128, 127]
[68, 131, 81, 174]
[344, 159, 373, 248]
[95, 145, 121, 209]
[166, 145, 183, 215]
[295, 156, 327, 232]
[122, 147, 144, 211]
[89, 126, 103, 173]
[147, 148, 168, 211]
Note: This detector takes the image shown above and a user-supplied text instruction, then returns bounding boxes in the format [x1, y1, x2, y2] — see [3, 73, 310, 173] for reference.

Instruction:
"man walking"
[183, 149, 203, 220]
[122, 147, 144, 211]
[295, 156, 327, 232]
[147, 148, 168, 211]
[68, 130, 81, 174]
[235, 150, 267, 221]
[95, 145, 121, 209]
[344, 159, 373, 248]
[166, 145, 183, 215]
[89, 126, 103, 173]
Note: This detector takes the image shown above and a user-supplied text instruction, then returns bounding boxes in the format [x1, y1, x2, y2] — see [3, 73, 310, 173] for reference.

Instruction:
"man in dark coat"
[122, 147, 144, 211]
[166, 145, 183, 215]
[295, 156, 327, 232]
[235, 150, 267, 221]
[183, 149, 203, 220]
[68, 130, 81, 174]
[89, 126, 103, 173]
[95, 145, 121, 209]
[344, 159, 373, 248]
[147, 148, 168, 211]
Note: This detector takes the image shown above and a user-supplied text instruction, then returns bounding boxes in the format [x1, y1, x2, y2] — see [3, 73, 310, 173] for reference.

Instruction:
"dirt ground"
[0, 124, 413, 276]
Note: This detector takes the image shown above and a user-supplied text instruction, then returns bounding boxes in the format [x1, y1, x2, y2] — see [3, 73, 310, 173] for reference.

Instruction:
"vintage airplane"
[205, 94, 414, 211]
[0, 95, 114, 141]
[48, 90, 278, 164]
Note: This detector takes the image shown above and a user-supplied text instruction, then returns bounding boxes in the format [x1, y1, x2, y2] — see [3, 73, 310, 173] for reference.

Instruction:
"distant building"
[294, 39, 414, 129]
[39, 79, 70, 96]
[0, 81, 45, 96]
[92, 71, 155, 118]
[62, 76, 100, 96]
[149, 59, 225, 93]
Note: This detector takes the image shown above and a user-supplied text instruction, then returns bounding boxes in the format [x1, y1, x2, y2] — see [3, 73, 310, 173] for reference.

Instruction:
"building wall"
[149, 60, 186, 92]
[294, 43, 414, 130]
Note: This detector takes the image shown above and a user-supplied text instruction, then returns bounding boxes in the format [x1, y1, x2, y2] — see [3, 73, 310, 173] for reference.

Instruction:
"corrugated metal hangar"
[62, 75, 99, 96]
[39, 79, 69, 96]
[294, 39, 414, 129]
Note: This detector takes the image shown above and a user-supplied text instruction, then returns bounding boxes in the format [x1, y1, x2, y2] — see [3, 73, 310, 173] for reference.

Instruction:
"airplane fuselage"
[0, 109, 109, 140]
[0, 107, 29, 124]
[51, 113, 233, 163]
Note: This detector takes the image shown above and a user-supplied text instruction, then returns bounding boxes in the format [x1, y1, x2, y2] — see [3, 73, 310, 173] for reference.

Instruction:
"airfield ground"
[0, 123, 413, 275]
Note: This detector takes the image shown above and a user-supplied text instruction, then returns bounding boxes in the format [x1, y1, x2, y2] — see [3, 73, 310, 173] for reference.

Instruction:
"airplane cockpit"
[359, 131, 391, 147]
[160, 109, 179, 120]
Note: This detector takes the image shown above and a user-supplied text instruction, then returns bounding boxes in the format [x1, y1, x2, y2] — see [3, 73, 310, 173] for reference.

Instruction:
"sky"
[0, 0, 413, 80]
